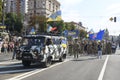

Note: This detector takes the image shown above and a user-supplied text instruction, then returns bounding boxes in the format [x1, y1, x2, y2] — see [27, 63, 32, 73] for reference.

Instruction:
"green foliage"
[64, 22, 76, 31]
[5, 13, 23, 33]
[79, 29, 87, 39]
[29, 15, 47, 33]
[14, 14, 23, 33]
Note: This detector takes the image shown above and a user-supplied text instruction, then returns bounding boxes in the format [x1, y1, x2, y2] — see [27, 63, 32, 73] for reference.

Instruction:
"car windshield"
[23, 37, 45, 46]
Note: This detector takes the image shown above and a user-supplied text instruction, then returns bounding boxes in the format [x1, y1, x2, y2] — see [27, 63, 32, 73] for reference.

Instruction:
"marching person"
[12, 42, 18, 60]
[111, 42, 117, 53]
[73, 39, 80, 59]
[68, 41, 73, 56]
[97, 41, 102, 59]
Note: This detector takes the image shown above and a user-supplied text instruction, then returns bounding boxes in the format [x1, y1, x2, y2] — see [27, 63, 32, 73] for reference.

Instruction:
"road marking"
[98, 55, 109, 80]
[0, 64, 22, 69]
[0, 61, 21, 65]
[6, 59, 70, 80]
[0, 68, 37, 74]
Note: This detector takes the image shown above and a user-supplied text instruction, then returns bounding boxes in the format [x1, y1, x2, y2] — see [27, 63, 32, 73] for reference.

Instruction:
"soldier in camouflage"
[68, 41, 73, 56]
[73, 39, 80, 59]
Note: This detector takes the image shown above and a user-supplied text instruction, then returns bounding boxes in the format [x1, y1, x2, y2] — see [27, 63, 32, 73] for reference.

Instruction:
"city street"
[1, 0, 120, 80]
[0, 50, 120, 80]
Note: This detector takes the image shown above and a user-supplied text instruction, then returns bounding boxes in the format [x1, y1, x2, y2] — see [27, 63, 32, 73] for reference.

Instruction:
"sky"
[58, 0, 120, 36]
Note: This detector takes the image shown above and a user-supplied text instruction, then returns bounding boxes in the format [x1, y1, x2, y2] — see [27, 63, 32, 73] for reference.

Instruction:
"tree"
[5, 13, 23, 33]
[64, 22, 76, 31]
[5, 13, 17, 31]
[14, 14, 23, 33]
[29, 15, 47, 33]
[79, 29, 87, 39]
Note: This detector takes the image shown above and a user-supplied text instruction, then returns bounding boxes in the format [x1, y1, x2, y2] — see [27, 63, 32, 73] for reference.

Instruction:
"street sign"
[109, 17, 117, 22]
[109, 17, 113, 21]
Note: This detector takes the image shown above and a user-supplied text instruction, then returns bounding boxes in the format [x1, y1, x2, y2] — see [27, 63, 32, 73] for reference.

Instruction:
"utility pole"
[2, 0, 5, 25]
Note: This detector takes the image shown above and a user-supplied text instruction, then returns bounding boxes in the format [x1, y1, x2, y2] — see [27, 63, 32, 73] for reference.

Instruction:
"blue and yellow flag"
[30, 27, 36, 34]
[47, 10, 62, 22]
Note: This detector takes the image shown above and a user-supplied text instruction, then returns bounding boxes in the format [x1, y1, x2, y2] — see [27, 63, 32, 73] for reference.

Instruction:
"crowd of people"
[0, 36, 22, 59]
[0, 35, 118, 60]
[68, 39, 117, 59]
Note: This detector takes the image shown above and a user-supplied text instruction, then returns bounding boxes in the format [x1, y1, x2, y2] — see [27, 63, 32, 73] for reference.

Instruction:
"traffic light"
[114, 17, 116, 22]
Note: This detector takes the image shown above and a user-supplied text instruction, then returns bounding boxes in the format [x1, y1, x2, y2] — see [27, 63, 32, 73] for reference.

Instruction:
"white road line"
[6, 59, 70, 80]
[0, 64, 22, 69]
[98, 55, 109, 80]
[0, 68, 37, 74]
[0, 61, 21, 65]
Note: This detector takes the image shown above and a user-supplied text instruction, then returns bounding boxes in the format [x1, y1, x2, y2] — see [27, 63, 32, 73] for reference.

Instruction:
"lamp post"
[2, 0, 5, 26]
[23, 21, 27, 35]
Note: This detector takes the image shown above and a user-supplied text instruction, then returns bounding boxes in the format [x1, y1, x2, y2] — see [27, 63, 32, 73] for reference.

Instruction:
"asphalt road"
[0, 50, 120, 80]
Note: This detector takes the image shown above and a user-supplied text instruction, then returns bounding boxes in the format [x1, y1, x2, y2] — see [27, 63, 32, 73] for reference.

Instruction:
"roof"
[23, 34, 65, 39]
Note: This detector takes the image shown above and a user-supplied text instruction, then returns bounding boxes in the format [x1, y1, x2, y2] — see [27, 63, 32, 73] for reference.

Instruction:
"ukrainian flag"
[30, 27, 36, 34]
[47, 10, 62, 22]
[61, 39, 67, 48]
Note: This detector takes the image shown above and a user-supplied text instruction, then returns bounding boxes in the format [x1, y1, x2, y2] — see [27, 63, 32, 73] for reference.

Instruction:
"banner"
[63, 30, 79, 38]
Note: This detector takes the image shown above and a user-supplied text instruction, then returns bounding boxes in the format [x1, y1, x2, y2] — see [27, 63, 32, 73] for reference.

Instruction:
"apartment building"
[71, 21, 86, 31]
[5, 0, 28, 16]
[5, 0, 16, 13]
[28, 0, 60, 19]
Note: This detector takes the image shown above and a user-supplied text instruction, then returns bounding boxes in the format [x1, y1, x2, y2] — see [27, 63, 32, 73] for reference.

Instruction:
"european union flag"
[89, 30, 105, 40]
[96, 30, 105, 40]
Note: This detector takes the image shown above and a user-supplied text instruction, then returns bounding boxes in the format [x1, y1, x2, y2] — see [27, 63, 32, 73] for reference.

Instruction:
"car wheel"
[22, 60, 31, 67]
[42, 58, 52, 68]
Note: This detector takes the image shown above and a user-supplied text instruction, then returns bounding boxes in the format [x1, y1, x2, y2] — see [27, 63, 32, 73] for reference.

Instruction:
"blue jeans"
[4, 48, 7, 54]
[98, 50, 102, 59]
[12, 51, 16, 59]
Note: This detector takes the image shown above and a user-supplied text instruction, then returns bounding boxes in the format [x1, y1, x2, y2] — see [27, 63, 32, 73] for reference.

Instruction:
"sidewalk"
[0, 52, 13, 62]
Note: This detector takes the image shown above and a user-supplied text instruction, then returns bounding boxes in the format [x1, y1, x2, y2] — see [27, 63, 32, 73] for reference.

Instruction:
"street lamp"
[23, 21, 27, 35]
[2, 0, 5, 26]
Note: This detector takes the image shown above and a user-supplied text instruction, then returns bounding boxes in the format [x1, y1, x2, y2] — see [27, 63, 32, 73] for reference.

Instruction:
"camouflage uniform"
[92, 41, 98, 55]
[87, 42, 92, 55]
[84, 41, 88, 55]
[105, 42, 112, 54]
[101, 41, 106, 55]
[68, 41, 73, 56]
[80, 42, 84, 54]
[73, 40, 80, 58]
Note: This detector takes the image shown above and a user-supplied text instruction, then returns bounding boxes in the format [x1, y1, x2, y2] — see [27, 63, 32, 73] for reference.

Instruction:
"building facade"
[28, 0, 60, 19]
[71, 21, 86, 31]
[5, 0, 16, 13]
[5, 0, 28, 16]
